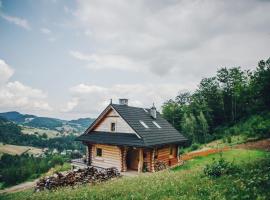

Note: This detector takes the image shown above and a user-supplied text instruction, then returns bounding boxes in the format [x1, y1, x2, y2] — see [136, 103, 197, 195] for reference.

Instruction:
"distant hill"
[0, 111, 95, 134]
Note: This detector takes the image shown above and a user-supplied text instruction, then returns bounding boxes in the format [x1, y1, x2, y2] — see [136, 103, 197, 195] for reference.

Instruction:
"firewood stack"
[35, 167, 120, 192]
[154, 161, 167, 171]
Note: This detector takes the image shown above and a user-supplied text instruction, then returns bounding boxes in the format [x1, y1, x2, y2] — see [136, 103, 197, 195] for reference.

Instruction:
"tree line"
[0, 154, 67, 187]
[162, 58, 270, 144]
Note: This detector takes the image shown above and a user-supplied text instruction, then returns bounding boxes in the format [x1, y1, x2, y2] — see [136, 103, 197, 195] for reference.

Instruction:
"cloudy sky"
[0, 0, 270, 119]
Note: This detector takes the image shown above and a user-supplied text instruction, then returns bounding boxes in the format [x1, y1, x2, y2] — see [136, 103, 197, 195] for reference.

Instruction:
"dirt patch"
[0, 179, 38, 194]
[236, 138, 270, 151]
[181, 147, 230, 161]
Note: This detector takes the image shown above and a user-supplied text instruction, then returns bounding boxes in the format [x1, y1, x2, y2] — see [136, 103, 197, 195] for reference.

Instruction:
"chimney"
[119, 98, 128, 106]
[150, 103, 157, 119]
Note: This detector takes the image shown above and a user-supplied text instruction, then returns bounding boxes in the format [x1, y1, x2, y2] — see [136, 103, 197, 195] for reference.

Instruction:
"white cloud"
[0, 13, 31, 30]
[0, 59, 52, 112]
[40, 28, 51, 35]
[73, 0, 270, 77]
[0, 59, 14, 85]
[62, 83, 191, 117]
[70, 50, 142, 71]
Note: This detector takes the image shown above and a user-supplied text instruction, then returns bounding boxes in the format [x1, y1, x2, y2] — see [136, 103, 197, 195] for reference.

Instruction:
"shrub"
[190, 143, 200, 151]
[203, 157, 239, 178]
[226, 135, 232, 143]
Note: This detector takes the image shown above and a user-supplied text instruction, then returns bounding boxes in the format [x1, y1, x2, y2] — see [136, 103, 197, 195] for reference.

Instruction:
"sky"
[0, 0, 270, 120]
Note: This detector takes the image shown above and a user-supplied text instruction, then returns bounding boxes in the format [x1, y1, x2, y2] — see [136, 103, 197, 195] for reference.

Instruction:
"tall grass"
[1, 149, 269, 200]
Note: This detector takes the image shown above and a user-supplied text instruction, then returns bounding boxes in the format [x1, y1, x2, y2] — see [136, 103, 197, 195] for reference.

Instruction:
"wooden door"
[127, 149, 139, 170]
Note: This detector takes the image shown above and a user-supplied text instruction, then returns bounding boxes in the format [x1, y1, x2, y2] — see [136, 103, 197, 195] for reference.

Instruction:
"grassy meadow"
[1, 148, 269, 200]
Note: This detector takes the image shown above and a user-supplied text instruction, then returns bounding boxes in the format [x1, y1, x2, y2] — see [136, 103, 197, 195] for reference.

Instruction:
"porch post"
[151, 148, 156, 172]
[87, 144, 92, 166]
[138, 148, 143, 173]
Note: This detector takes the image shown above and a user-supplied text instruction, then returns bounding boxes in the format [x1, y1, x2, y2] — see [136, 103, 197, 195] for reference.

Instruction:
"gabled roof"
[76, 103, 188, 147]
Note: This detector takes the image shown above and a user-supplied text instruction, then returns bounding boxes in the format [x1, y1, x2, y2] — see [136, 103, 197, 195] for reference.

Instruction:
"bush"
[203, 157, 239, 178]
[226, 135, 232, 143]
[190, 143, 200, 151]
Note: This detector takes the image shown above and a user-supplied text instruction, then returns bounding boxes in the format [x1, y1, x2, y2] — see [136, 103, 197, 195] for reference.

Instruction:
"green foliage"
[162, 57, 270, 144]
[0, 154, 68, 187]
[203, 157, 239, 178]
[190, 143, 200, 151]
[215, 113, 270, 139]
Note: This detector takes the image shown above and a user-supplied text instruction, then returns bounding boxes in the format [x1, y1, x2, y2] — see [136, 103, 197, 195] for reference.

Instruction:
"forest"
[0, 117, 84, 152]
[162, 57, 270, 145]
[0, 154, 68, 188]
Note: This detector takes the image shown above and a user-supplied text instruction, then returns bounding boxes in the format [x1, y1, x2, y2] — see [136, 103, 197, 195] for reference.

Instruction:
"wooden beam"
[88, 144, 92, 165]
[151, 148, 156, 172]
[138, 148, 143, 173]
[121, 147, 128, 172]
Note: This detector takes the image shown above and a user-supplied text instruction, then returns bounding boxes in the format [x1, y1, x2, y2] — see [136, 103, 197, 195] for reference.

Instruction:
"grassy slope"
[1, 149, 268, 200]
[0, 144, 43, 156]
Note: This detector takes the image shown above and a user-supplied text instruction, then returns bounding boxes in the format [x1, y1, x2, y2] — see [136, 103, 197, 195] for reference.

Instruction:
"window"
[152, 121, 161, 128]
[110, 122, 116, 132]
[96, 148, 102, 157]
[139, 120, 149, 128]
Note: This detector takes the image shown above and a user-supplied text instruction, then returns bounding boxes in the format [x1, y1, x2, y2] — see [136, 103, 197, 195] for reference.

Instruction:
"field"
[0, 144, 43, 156]
[1, 148, 269, 200]
[21, 126, 61, 138]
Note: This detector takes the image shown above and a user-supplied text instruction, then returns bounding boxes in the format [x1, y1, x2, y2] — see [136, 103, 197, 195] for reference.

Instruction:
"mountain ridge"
[0, 111, 95, 133]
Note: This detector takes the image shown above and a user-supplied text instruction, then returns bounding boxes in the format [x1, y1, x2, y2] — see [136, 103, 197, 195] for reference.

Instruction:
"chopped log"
[35, 167, 121, 192]
[154, 160, 167, 171]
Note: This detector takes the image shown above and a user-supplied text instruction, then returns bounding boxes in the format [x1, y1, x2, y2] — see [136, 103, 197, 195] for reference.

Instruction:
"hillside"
[0, 117, 84, 152]
[1, 148, 269, 200]
[0, 111, 95, 134]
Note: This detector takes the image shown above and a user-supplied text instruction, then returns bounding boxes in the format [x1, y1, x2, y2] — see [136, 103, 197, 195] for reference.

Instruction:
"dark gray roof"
[76, 131, 145, 147]
[76, 104, 187, 147]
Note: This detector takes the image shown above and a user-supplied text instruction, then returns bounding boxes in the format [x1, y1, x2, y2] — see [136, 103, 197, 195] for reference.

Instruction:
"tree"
[197, 111, 209, 143]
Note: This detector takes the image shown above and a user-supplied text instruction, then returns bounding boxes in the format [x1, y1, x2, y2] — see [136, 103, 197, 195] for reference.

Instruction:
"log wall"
[91, 144, 122, 171]
[156, 145, 178, 167]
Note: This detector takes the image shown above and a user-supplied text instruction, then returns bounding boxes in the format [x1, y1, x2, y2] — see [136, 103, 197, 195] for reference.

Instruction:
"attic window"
[111, 122, 116, 132]
[139, 120, 149, 129]
[152, 121, 161, 128]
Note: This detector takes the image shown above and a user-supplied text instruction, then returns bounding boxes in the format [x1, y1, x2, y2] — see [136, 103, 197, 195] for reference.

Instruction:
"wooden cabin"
[76, 99, 187, 173]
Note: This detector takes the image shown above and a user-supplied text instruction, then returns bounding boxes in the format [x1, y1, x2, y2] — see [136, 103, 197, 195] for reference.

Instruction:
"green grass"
[174, 148, 266, 171]
[1, 149, 269, 200]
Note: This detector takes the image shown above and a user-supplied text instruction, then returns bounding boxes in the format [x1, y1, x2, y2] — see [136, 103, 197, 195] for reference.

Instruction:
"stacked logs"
[154, 161, 167, 171]
[35, 167, 120, 192]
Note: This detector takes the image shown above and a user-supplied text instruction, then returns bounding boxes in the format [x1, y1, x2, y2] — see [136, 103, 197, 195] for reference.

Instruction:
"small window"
[139, 120, 149, 128]
[111, 122, 116, 132]
[96, 148, 102, 157]
[152, 121, 161, 128]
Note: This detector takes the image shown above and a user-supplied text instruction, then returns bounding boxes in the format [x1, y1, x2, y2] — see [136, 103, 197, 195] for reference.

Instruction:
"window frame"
[96, 148, 102, 157]
[110, 122, 116, 132]
[152, 121, 161, 128]
[139, 120, 149, 129]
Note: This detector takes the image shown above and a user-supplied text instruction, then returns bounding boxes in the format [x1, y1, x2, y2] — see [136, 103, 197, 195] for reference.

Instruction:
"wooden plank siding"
[94, 109, 135, 134]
